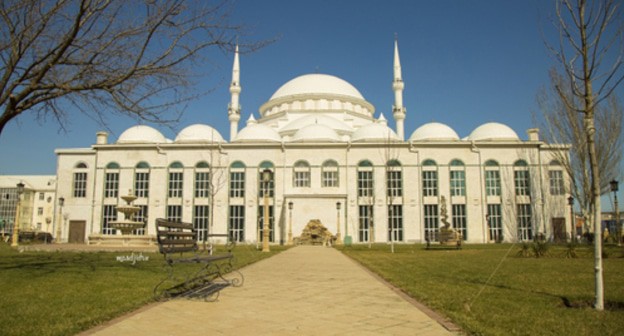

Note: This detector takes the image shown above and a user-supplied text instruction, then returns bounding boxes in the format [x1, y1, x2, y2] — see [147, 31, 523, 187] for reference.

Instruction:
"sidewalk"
[83, 246, 460, 336]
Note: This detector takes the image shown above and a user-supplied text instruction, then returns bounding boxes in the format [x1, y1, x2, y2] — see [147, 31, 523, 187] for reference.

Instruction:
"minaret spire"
[228, 44, 241, 140]
[392, 37, 406, 140]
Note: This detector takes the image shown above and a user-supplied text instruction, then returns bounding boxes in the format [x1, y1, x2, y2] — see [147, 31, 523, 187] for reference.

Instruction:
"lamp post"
[610, 180, 620, 246]
[288, 201, 293, 245]
[262, 169, 271, 252]
[335, 202, 342, 245]
[11, 182, 25, 247]
[56, 197, 65, 243]
[568, 196, 575, 243]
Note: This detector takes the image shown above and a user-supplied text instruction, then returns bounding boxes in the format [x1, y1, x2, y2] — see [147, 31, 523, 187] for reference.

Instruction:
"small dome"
[352, 120, 400, 143]
[175, 124, 224, 143]
[270, 74, 364, 101]
[234, 123, 282, 142]
[409, 122, 459, 141]
[291, 124, 342, 142]
[468, 122, 519, 141]
[280, 114, 353, 135]
[117, 125, 165, 144]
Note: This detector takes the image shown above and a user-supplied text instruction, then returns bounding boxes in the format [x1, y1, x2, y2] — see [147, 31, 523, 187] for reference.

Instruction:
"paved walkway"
[84, 246, 460, 336]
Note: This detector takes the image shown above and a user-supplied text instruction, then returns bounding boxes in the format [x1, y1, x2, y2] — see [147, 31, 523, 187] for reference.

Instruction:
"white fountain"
[88, 190, 156, 248]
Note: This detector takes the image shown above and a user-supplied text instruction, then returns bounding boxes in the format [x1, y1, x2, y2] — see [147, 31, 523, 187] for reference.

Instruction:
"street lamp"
[56, 197, 65, 243]
[262, 169, 272, 252]
[610, 180, 620, 246]
[335, 202, 342, 245]
[288, 201, 293, 245]
[568, 196, 575, 243]
[11, 182, 25, 247]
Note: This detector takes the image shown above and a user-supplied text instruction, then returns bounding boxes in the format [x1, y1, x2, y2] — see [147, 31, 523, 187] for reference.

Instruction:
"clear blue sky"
[0, 1, 621, 191]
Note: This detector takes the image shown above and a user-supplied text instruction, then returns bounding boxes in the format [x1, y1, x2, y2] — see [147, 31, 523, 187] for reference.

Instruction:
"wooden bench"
[425, 231, 462, 250]
[153, 218, 244, 301]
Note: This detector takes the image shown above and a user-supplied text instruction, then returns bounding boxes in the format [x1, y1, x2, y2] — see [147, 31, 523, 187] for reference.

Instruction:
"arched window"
[322, 160, 339, 187]
[229, 161, 246, 198]
[75, 162, 88, 169]
[484, 160, 501, 196]
[293, 160, 310, 188]
[104, 162, 119, 198]
[514, 160, 530, 196]
[168, 161, 184, 198]
[73, 162, 88, 198]
[386, 160, 402, 197]
[548, 160, 564, 195]
[449, 159, 465, 197]
[194, 161, 210, 198]
[258, 161, 275, 197]
[357, 160, 374, 197]
[422, 159, 438, 197]
[134, 162, 150, 198]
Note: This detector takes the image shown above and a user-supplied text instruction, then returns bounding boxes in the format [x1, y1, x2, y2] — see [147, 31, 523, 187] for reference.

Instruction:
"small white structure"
[54, 41, 572, 245]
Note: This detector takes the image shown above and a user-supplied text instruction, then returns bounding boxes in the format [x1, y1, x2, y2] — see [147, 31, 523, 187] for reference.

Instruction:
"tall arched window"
[357, 160, 374, 197]
[293, 160, 310, 187]
[229, 161, 246, 198]
[168, 161, 184, 198]
[449, 159, 465, 197]
[134, 161, 150, 198]
[194, 161, 210, 198]
[104, 162, 119, 198]
[548, 160, 564, 195]
[514, 160, 530, 196]
[422, 159, 438, 197]
[484, 160, 501, 196]
[73, 162, 88, 198]
[258, 161, 275, 197]
[322, 160, 339, 187]
[386, 160, 402, 197]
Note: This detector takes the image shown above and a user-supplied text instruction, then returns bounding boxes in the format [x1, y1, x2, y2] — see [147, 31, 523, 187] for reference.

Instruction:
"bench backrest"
[156, 218, 198, 255]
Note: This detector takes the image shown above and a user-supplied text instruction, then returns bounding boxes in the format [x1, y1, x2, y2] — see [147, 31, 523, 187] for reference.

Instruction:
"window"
[424, 204, 438, 241]
[229, 161, 246, 198]
[487, 204, 503, 241]
[422, 160, 438, 197]
[452, 204, 467, 240]
[293, 160, 310, 188]
[168, 162, 184, 198]
[514, 160, 530, 196]
[39, 193, 44, 201]
[133, 205, 147, 235]
[549, 170, 564, 195]
[195, 161, 211, 198]
[229, 205, 245, 242]
[104, 172, 119, 198]
[388, 205, 403, 242]
[167, 205, 182, 222]
[73, 172, 87, 198]
[358, 205, 373, 242]
[37, 207, 43, 215]
[517, 204, 533, 241]
[484, 160, 501, 196]
[135, 162, 150, 198]
[194, 205, 209, 241]
[386, 160, 402, 197]
[357, 160, 374, 197]
[449, 160, 465, 197]
[102, 205, 117, 235]
[322, 160, 339, 187]
[258, 162, 274, 197]
[257, 205, 274, 242]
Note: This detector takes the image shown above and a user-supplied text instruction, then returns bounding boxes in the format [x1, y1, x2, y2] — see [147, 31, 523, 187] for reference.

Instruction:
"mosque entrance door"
[551, 218, 565, 242]
[68, 221, 86, 243]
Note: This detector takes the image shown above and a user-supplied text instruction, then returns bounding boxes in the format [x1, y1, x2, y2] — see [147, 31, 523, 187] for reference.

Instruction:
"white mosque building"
[54, 42, 572, 245]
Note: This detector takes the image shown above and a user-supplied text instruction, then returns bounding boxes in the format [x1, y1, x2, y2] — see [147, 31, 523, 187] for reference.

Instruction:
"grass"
[0, 243, 288, 336]
[340, 243, 624, 336]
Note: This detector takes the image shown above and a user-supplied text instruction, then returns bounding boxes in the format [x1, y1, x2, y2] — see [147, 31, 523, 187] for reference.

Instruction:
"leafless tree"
[545, 0, 624, 311]
[536, 69, 623, 234]
[0, 0, 266, 136]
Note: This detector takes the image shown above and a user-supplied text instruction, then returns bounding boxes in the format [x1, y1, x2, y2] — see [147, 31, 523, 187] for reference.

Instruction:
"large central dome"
[270, 74, 364, 100]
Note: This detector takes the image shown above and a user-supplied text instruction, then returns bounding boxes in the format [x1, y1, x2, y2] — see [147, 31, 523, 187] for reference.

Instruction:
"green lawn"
[0, 243, 287, 336]
[341, 243, 624, 336]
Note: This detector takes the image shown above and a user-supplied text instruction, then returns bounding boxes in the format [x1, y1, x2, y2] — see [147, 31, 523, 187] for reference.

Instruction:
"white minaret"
[228, 45, 241, 140]
[392, 39, 406, 140]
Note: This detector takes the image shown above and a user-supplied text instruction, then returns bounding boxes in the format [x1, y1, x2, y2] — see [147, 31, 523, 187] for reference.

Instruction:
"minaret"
[392, 39, 406, 140]
[228, 45, 241, 141]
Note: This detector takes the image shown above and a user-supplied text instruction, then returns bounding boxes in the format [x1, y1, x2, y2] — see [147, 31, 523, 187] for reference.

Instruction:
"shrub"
[532, 240, 550, 258]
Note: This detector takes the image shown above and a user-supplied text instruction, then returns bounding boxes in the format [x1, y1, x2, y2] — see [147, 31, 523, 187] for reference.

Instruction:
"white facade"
[0, 175, 57, 235]
[54, 43, 572, 244]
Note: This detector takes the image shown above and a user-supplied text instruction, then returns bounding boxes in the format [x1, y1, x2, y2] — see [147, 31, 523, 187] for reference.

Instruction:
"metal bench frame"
[153, 218, 244, 301]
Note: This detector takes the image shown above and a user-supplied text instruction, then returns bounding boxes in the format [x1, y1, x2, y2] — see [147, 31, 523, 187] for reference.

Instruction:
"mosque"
[54, 42, 572, 245]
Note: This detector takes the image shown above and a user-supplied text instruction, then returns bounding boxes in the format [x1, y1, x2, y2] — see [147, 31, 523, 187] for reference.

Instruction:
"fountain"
[88, 190, 156, 248]
[108, 192, 145, 234]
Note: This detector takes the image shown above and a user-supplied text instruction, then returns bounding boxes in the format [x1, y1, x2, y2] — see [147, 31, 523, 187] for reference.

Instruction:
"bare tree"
[546, 0, 624, 311]
[0, 0, 264, 136]
[536, 69, 623, 234]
